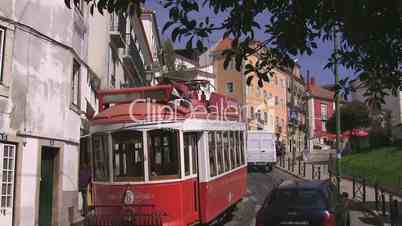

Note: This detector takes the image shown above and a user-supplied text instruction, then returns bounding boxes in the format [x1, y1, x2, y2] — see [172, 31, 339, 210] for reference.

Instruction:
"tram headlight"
[123, 190, 135, 205]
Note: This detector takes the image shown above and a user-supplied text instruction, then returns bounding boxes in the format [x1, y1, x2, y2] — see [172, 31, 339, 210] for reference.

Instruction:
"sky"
[145, 1, 354, 85]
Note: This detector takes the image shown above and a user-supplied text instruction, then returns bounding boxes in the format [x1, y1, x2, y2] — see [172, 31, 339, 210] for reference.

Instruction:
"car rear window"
[272, 189, 327, 209]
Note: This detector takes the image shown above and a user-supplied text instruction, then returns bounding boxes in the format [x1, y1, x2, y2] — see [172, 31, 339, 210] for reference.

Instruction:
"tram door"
[183, 133, 200, 221]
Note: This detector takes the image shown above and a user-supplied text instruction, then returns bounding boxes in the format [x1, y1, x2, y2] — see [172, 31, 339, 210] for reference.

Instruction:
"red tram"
[88, 80, 247, 226]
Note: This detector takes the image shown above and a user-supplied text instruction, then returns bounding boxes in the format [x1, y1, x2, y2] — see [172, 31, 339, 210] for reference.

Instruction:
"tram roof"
[91, 82, 243, 126]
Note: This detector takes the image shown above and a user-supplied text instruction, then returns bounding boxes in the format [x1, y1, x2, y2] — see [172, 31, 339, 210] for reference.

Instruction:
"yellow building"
[211, 39, 288, 142]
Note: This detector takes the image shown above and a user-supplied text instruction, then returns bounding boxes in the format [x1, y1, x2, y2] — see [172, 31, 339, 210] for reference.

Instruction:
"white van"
[247, 131, 277, 173]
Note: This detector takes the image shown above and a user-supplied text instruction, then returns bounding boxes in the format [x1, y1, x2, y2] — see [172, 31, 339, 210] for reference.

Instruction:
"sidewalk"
[277, 150, 401, 226]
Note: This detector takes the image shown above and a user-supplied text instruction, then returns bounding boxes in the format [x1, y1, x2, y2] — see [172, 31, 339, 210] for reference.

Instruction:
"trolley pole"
[333, 25, 342, 194]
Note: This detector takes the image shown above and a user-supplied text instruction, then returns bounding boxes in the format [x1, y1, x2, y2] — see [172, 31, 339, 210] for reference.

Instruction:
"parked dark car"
[256, 180, 350, 226]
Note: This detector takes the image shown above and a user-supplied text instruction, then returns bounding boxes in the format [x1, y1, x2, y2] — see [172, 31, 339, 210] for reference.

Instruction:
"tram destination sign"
[103, 90, 167, 104]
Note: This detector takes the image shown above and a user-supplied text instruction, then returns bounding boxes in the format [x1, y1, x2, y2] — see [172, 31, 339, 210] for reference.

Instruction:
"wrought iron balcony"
[109, 14, 126, 48]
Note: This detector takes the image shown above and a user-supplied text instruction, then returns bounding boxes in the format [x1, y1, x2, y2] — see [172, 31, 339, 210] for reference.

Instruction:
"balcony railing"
[109, 14, 125, 48]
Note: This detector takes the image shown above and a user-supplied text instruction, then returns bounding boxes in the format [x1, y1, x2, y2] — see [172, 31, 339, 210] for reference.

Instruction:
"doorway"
[38, 147, 58, 226]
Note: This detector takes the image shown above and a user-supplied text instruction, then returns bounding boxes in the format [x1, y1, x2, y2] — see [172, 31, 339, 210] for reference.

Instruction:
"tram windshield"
[112, 131, 144, 181]
[92, 129, 181, 182]
[148, 130, 180, 180]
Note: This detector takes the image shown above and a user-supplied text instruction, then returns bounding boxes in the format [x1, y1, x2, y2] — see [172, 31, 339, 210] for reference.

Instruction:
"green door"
[38, 148, 56, 226]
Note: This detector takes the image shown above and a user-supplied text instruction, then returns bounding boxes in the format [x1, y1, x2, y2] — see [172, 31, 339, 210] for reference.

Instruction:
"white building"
[0, 1, 159, 226]
[0, 1, 98, 226]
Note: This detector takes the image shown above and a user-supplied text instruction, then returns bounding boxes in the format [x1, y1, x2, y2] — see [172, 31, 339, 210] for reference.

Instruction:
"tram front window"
[149, 130, 180, 180]
[112, 131, 144, 181]
[92, 134, 110, 181]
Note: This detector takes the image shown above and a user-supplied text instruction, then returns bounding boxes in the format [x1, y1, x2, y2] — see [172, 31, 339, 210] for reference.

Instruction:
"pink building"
[307, 77, 335, 144]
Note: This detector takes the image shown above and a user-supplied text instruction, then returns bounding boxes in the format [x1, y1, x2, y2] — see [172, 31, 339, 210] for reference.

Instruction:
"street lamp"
[333, 26, 342, 194]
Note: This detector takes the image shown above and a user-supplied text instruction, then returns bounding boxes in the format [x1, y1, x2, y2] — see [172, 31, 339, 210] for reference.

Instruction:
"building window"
[112, 131, 144, 181]
[0, 27, 5, 82]
[321, 103, 328, 120]
[0, 144, 16, 210]
[264, 112, 268, 124]
[250, 106, 255, 119]
[275, 96, 279, 105]
[225, 82, 234, 93]
[228, 59, 236, 70]
[71, 59, 81, 109]
[148, 130, 180, 180]
[322, 121, 327, 132]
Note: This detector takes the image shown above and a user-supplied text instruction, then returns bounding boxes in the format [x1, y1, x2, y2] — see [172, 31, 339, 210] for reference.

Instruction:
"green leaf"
[196, 40, 204, 52]
[162, 21, 175, 34]
[186, 37, 193, 49]
[171, 27, 181, 42]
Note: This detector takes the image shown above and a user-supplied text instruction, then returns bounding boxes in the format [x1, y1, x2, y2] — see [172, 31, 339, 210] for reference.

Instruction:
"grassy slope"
[340, 146, 402, 189]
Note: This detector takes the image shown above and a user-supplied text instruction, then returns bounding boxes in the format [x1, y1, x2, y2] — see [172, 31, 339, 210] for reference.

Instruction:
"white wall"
[62, 144, 79, 191]
[18, 138, 39, 226]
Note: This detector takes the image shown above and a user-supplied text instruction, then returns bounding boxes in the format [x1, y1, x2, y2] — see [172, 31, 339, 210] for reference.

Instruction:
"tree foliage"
[326, 101, 370, 134]
[64, 0, 402, 102]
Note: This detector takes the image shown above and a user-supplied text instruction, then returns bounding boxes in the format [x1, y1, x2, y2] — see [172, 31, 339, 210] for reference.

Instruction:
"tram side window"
[92, 134, 110, 181]
[236, 131, 241, 167]
[240, 131, 245, 164]
[191, 135, 198, 174]
[208, 132, 217, 177]
[223, 131, 230, 171]
[149, 130, 180, 180]
[216, 131, 224, 174]
[229, 131, 236, 169]
[184, 135, 191, 176]
[112, 131, 144, 181]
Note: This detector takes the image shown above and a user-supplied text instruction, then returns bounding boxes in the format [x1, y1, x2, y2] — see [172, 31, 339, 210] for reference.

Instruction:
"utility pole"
[333, 24, 342, 193]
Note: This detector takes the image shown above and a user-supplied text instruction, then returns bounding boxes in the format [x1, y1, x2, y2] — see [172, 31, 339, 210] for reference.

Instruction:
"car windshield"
[272, 189, 327, 209]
